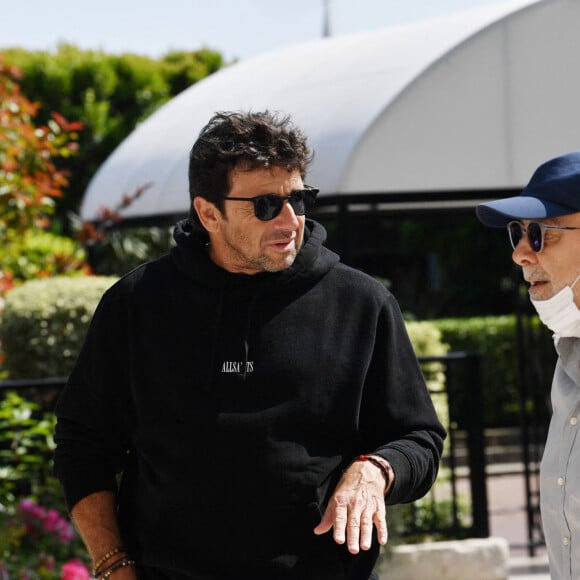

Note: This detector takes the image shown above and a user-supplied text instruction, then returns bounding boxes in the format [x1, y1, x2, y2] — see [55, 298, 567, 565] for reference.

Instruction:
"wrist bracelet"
[354, 454, 392, 489]
[99, 559, 136, 580]
[93, 547, 125, 576]
[97, 555, 129, 577]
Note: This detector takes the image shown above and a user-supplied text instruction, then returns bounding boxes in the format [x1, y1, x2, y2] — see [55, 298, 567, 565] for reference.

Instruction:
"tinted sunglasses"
[224, 187, 319, 221]
[507, 220, 580, 253]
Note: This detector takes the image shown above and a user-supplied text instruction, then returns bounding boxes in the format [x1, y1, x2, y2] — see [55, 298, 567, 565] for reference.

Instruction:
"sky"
[1, 0, 517, 63]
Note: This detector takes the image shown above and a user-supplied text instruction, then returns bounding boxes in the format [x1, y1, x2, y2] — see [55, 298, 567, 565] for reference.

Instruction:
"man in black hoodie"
[54, 111, 445, 580]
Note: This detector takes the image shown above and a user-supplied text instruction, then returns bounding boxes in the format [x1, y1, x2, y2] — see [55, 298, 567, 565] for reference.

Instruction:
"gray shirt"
[540, 337, 580, 580]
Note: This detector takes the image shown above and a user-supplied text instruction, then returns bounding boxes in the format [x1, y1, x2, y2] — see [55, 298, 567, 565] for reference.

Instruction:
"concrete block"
[376, 537, 510, 580]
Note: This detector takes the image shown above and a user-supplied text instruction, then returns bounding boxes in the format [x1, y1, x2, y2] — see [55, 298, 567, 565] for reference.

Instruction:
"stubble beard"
[224, 232, 299, 274]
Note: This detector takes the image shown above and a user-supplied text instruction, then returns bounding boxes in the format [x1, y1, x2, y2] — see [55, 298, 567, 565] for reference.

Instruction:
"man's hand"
[313, 458, 390, 554]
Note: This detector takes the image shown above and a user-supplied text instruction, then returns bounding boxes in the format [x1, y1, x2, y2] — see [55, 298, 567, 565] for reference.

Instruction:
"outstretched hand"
[313, 459, 390, 554]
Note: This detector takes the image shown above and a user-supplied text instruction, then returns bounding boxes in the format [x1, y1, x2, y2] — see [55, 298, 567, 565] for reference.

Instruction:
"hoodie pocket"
[142, 500, 322, 575]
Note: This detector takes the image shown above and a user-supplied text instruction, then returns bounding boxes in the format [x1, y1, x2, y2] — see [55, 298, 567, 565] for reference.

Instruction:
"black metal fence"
[0, 376, 68, 393]
[401, 352, 489, 540]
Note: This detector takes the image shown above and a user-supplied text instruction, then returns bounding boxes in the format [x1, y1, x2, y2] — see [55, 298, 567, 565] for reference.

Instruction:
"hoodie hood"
[171, 218, 339, 290]
[170, 218, 340, 391]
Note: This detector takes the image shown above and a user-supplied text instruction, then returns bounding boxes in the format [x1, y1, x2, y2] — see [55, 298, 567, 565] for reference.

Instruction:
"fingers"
[343, 495, 386, 554]
[313, 509, 333, 536]
[357, 503, 376, 552]
[315, 492, 388, 554]
[314, 459, 392, 553]
[332, 498, 348, 546]
[373, 506, 389, 546]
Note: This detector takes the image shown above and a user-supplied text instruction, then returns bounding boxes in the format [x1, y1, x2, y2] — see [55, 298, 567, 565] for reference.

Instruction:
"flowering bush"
[0, 498, 89, 579]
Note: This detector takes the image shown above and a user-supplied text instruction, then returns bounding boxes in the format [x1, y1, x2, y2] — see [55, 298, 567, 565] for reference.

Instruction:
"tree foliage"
[0, 58, 82, 235]
[0, 58, 86, 298]
[1, 45, 225, 218]
[0, 45, 224, 292]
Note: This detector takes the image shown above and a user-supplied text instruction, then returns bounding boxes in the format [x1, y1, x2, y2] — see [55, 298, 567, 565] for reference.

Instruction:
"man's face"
[200, 166, 306, 275]
[512, 212, 580, 306]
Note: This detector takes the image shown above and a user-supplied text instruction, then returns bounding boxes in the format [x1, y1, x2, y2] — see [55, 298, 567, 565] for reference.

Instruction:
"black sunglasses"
[507, 220, 580, 253]
[223, 187, 319, 221]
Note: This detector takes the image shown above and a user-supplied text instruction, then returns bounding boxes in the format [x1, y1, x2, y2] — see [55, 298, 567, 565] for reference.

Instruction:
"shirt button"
[558, 477, 565, 486]
[564, 536, 570, 546]
[571, 417, 578, 426]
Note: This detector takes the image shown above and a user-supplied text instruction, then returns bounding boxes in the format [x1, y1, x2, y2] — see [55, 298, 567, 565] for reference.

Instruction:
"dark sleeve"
[53, 285, 132, 512]
[53, 419, 127, 511]
[360, 293, 446, 506]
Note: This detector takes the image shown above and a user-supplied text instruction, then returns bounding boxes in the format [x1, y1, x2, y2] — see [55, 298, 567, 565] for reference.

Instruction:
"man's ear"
[193, 197, 221, 233]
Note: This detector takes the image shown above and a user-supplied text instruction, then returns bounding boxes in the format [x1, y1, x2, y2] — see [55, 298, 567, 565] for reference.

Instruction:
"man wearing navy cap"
[476, 151, 580, 580]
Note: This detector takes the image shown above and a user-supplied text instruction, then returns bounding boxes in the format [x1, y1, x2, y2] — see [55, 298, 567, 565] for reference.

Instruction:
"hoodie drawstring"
[204, 286, 260, 390]
[204, 286, 225, 392]
[237, 291, 259, 382]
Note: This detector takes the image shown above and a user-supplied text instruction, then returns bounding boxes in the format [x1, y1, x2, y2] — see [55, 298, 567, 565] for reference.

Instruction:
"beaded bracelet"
[93, 547, 125, 576]
[97, 555, 129, 577]
[99, 559, 136, 580]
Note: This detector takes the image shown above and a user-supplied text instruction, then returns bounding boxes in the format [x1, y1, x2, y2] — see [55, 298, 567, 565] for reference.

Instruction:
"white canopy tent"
[80, 0, 580, 222]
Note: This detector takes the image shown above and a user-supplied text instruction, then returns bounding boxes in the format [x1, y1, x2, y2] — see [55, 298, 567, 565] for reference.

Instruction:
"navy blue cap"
[476, 152, 580, 227]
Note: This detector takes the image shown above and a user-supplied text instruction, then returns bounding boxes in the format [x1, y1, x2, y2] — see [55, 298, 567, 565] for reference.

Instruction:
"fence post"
[465, 353, 489, 537]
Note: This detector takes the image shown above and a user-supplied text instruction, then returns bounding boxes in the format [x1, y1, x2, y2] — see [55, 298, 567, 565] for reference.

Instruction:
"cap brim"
[475, 196, 574, 228]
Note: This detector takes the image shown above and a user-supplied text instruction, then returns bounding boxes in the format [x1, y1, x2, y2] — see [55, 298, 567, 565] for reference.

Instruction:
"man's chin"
[263, 251, 298, 273]
[528, 283, 552, 301]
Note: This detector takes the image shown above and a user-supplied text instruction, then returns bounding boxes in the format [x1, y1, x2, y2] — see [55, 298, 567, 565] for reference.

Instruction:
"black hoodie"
[54, 219, 445, 580]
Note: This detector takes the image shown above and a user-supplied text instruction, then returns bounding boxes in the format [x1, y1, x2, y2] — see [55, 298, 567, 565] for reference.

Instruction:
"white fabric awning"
[81, 0, 580, 221]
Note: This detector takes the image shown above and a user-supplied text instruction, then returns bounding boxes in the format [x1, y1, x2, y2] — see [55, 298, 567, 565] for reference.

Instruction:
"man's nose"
[276, 198, 300, 226]
[512, 235, 538, 266]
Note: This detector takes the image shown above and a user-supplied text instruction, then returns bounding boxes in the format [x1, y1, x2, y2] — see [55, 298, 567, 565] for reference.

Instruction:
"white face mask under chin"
[531, 274, 580, 340]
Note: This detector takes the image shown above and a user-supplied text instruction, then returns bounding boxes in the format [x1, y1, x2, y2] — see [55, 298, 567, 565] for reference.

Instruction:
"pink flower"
[58, 524, 76, 543]
[17, 498, 76, 544]
[56, 519, 76, 544]
[19, 498, 45, 520]
[18, 498, 36, 512]
[43, 508, 75, 542]
[43, 509, 61, 532]
[62, 559, 90, 580]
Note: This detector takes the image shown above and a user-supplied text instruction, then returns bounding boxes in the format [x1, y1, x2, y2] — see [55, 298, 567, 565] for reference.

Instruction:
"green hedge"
[431, 316, 556, 428]
[406, 321, 451, 459]
[0, 276, 118, 379]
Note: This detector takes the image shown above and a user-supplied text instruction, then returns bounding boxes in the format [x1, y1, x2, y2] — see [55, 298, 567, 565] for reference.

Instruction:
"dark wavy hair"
[188, 110, 313, 223]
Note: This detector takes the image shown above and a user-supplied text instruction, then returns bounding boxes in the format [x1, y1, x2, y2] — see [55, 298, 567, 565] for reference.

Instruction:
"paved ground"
[486, 470, 550, 579]
[508, 554, 550, 579]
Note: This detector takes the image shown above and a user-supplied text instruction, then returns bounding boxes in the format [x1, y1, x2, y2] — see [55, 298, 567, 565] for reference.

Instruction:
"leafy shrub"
[0, 276, 118, 379]
[1, 230, 90, 284]
[0, 391, 58, 506]
[406, 321, 450, 387]
[0, 56, 86, 317]
[83, 223, 174, 276]
[406, 320, 450, 357]
[389, 494, 471, 545]
[406, 320, 450, 432]
[430, 315, 555, 428]
[380, 322, 457, 544]
[0, 57, 81, 238]
[0, 495, 89, 577]
[0, 390, 90, 574]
